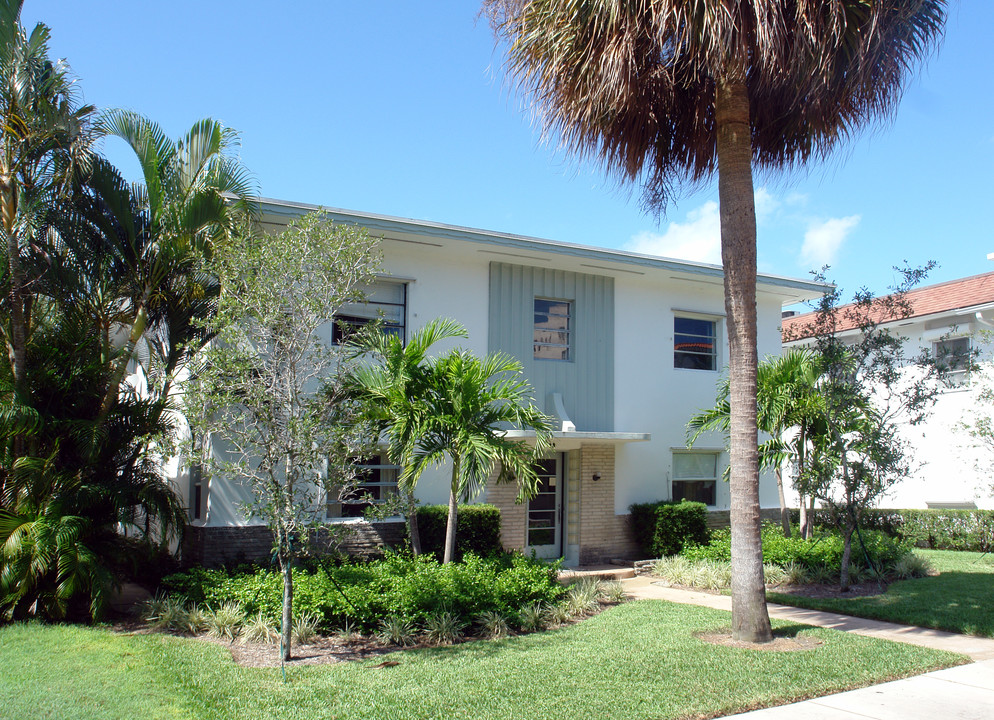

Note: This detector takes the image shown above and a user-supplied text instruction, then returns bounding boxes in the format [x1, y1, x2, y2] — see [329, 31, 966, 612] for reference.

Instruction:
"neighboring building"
[180, 197, 826, 566]
[782, 271, 994, 511]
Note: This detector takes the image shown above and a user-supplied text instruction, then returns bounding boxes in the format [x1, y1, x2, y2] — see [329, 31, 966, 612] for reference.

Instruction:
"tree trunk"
[98, 299, 150, 426]
[775, 468, 791, 538]
[407, 492, 422, 556]
[798, 494, 809, 539]
[443, 457, 460, 564]
[839, 521, 854, 592]
[4, 183, 28, 463]
[280, 552, 293, 661]
[716, 74, 773, 644]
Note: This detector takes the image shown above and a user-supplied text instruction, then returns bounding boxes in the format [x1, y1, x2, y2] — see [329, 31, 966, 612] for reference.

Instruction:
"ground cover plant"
[160, 552, 565, 635]
[0, 600, 964, 720]
[768, 549, 994, 637]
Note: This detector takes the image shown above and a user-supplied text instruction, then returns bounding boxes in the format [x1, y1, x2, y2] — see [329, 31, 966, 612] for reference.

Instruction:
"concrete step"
[559, 565, 635, 582]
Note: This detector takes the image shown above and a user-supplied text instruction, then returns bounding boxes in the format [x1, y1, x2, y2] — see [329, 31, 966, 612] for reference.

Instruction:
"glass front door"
[527, 456, 563, 559]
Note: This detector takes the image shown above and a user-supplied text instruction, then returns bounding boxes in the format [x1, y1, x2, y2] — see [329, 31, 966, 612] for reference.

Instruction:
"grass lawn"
[0, 600, 963, 720]
[768, 549, 994, 637]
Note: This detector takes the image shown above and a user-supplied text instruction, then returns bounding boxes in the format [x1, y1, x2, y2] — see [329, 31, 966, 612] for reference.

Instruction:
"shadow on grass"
[769, 571, 994, 637]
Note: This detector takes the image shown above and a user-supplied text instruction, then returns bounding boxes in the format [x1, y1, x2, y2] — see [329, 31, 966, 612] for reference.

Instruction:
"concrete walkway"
[621, 575, 994, 718]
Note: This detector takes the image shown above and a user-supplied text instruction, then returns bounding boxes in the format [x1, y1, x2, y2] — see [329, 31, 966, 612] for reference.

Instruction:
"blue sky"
[26, 1, 993, 305]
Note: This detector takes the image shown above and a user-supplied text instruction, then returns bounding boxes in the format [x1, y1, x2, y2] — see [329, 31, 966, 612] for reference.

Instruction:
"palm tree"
[95, 110, 256, 425]
[0, 0, 96, 451]
[688, 348, 826, 537]
[347, 318, 470, 556]
[485, 0, 945, 642]
[350, 319, 552, 564]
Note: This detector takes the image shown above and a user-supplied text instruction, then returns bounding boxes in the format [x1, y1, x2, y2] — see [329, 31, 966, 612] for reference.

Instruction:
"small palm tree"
[689, 348, 826, 537]
[350, 319, 552, 563]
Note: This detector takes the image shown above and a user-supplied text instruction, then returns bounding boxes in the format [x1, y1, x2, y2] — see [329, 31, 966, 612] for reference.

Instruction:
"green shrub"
[414, 504, 503, 561]
[160, 551, 563, 633]
[682, 522, 911, 574]
[629, 500, 710, 557]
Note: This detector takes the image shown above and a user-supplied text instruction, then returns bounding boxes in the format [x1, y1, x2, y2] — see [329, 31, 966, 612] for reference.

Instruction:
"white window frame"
[673, 313, 720, 371]
[333, 279, 407, 345]
[933, 335, 972, 389]
[671, 451, 719, 507]
[534, 297, 573, 361]
[326, 455, 401, 520]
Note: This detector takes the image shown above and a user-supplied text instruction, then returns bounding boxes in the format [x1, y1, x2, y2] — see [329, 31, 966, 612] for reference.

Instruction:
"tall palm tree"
[0, 0, 96, 447]
[485, 0, 945, 642]
[350, 319, 552, 564]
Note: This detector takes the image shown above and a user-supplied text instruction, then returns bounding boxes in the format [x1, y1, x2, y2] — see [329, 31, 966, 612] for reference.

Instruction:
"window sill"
[324, 516, 405, 525]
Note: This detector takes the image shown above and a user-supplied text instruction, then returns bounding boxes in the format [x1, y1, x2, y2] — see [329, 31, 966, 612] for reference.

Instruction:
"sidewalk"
[621, 575, 994, 718]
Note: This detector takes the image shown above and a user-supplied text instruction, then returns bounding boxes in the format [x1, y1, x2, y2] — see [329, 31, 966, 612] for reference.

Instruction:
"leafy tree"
[785, 266, 948, 590]
[190, 211, 379, 660]
[350, 319, 553, 564]
[485, 0, 945, 641]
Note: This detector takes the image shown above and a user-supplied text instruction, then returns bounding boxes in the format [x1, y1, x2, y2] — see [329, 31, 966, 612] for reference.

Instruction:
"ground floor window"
[326, 455, 400, 519]
[672, 452, 718, 506]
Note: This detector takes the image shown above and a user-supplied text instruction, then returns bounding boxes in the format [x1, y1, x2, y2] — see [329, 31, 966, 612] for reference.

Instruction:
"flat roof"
[256, 196, 830, 300]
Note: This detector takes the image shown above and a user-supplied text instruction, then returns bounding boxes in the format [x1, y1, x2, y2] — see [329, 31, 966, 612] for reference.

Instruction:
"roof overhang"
[250, 196, 829, 305]
[503, 430, 651, 451]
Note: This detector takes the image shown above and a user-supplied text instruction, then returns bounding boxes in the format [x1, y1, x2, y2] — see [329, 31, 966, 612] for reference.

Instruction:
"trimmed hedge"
[161, 552, 563, 632]
[414, 504, 503, 561]
[790, 508, 994, 553]
[629, 500, 710, 557]
[682, 522, 912, 572]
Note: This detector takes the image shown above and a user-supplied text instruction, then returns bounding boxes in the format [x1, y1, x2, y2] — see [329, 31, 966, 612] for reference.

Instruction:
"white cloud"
[800, 215, 861, 268]
[627, 201, 721, 264]
[754, 186, 779, 221]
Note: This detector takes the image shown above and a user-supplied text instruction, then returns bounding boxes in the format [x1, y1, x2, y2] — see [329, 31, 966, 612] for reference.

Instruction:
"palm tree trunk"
[775, 468, 791, 538]
[97, 300, 150, 426]
[443, 456, 461, 564]
[407, 492, 422, 556]
[3, 184, 28, 463]
[716, 74, 773, 644]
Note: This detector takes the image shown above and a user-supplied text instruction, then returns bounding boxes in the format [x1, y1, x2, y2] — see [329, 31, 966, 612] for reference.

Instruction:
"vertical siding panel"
[488, 262, 614, 432]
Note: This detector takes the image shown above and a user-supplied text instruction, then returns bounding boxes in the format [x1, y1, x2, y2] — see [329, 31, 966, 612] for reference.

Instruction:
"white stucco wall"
[184, 201, 823, 527]
[784, 315, 994, 511]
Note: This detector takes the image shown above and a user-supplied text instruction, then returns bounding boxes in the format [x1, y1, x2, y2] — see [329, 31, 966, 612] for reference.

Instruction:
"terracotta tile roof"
[782, 271, 994, 340]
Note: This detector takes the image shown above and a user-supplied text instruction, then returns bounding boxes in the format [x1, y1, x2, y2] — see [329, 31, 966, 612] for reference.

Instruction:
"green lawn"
[768, 549, 994, 637]
[0, 600, 963, 720]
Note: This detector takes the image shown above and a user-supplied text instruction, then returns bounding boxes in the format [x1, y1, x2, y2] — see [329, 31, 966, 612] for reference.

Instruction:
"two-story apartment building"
[782, 271, 994, 511]
[181, 197, 826, 566]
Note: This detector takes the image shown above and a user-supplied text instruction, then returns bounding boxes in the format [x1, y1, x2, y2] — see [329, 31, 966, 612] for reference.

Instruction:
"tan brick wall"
[577, 444, 638, 564]
[485, 472, 527, 552]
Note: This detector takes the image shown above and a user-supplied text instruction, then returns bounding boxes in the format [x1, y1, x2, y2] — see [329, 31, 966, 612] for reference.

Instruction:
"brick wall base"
[182, 521, 407, 568]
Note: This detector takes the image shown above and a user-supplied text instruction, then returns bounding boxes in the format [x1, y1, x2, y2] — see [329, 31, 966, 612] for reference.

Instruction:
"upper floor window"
[672, 451, 718, 506]
[326, 455, 400, 519]
[933, 336, 971, 387]
[534, 298, 572, 361]
[674, 316, 717, 370]
[333, 280, 406, 345]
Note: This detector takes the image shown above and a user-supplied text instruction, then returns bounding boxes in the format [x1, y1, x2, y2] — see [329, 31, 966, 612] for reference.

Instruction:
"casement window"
[672, 452, 718, 506]
[332, 279, 407, 344]
[326, 455, 400, 519]
[674, 316, 717, 371]
[534, 298, 572, 361]
[933, 336, 971, 387]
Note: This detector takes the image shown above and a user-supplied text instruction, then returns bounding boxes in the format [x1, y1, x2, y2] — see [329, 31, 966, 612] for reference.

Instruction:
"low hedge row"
[790, 508, 994, 553]
[414, 504, 502, 560]
[161, 552, 563, 632]
[682, 522, 912, 573]
[629, 500, 710, 557]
